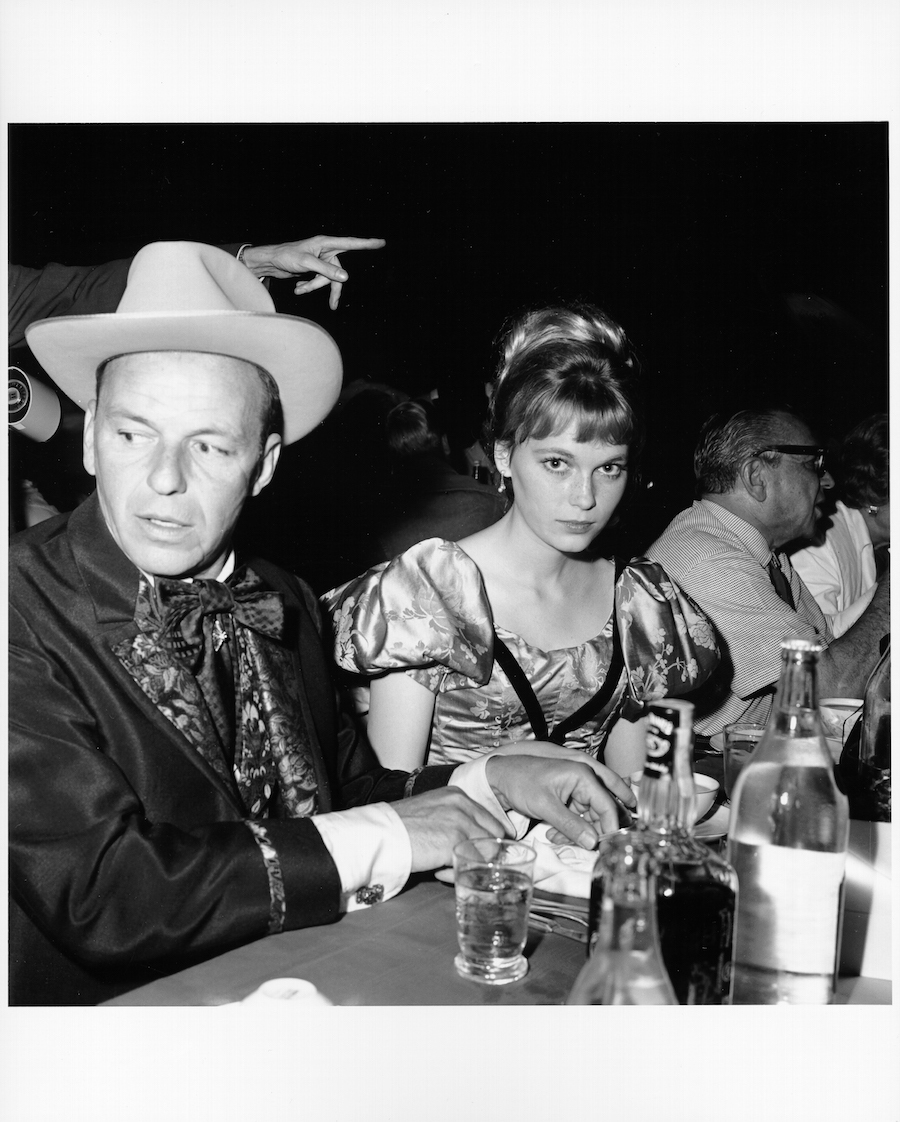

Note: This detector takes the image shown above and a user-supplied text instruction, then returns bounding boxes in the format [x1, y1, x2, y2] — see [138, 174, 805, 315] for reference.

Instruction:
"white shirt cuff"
[310, 802, 411, 912]
[447, 755, 531, 839]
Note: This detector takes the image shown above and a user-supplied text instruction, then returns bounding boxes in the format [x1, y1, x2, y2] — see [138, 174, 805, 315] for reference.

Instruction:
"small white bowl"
[819, 698, 863, 743]
[634, 774, 719, 820]
[694, 773, 719, 820]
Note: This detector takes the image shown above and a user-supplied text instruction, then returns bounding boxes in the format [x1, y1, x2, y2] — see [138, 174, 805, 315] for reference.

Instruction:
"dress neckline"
[448, 537, 621, 655]
[493, 612, 615, 656]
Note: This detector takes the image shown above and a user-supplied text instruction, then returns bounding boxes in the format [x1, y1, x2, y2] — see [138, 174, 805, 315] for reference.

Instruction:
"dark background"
[9, 122, 889, 588]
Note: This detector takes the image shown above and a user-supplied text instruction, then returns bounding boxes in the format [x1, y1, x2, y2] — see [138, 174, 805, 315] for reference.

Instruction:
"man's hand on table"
[486, 753, 636, 849]
[393, 751, 636, 874]
[240, 235, 386, 309]
[392, 788, 508, 874]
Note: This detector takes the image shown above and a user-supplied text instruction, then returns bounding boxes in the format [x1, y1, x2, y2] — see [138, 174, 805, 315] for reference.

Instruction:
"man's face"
[763, 422, 831, 548]
[83, 351, 281, 579]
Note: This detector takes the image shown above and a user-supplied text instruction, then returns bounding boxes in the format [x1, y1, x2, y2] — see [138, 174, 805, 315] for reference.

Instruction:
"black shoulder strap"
[549, 598, 625, 744]
[491, 558, 627, 746]
[491, 633, 550, 741]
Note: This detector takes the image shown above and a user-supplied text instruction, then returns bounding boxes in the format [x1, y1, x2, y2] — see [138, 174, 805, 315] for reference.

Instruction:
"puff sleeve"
[618, 559, 720, 702]
[323, 539, 495, 693]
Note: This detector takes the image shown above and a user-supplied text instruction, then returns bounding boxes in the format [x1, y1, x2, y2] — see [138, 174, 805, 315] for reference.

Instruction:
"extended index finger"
[317, 236, 386, 252]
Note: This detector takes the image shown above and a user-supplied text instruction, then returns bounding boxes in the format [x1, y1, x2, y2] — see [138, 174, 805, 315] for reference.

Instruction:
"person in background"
[325, 303, 719, 776]
[10, 244, 635, 1006]
[789, 413, 889, 637]
[647, 407, 891, 737]
[373, 398, 507, 561]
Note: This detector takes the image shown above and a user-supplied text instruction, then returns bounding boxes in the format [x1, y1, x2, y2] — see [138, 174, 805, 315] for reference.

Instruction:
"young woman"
[324, 305, 719, 780]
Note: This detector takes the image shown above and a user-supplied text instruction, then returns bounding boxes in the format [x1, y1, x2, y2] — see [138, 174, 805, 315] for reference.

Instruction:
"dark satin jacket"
[8, 495, 454, 1005]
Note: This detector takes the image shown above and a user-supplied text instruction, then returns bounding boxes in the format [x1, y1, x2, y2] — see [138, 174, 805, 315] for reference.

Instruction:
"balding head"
[694, 408, 809, 497]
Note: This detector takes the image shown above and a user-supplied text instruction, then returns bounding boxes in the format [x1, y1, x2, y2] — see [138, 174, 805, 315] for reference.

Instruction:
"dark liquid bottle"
[588, 699, 737, 1004]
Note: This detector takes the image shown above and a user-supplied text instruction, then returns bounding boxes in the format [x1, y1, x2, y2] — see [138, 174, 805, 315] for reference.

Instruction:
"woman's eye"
[544, 457, 567, 471]
[599, 463, 625, 478]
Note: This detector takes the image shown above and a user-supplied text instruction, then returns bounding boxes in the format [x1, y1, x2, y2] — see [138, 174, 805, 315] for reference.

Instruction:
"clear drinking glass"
[723, 721, 766, 801]
[453, 838, 536, 984]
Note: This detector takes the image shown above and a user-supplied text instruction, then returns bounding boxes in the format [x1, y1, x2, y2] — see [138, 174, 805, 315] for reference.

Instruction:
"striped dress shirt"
[647, 500, 831, 736]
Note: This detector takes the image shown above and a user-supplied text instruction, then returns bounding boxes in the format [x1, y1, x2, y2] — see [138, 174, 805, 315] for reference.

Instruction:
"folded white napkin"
[524, 821, 597, 899]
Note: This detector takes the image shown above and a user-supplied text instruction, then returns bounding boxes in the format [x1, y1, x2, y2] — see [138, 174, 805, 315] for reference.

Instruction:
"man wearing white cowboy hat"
[9, 241, 636, 1005]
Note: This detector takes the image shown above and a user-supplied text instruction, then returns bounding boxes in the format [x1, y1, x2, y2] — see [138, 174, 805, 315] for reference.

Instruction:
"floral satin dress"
[324, 539, 720, 767]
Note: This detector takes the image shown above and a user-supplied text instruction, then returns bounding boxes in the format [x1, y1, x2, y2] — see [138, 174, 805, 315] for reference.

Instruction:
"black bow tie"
[152, 565, 284, 670]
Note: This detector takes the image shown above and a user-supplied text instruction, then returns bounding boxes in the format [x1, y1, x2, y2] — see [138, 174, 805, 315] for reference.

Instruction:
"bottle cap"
[780, 636, 825, 656]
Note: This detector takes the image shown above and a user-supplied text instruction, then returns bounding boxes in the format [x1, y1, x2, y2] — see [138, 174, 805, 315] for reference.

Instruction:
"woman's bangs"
[517, 394, 633, 448]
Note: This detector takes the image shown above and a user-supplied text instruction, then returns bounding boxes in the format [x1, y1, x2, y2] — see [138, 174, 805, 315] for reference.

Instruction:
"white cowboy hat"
[24, 241, 343, 444]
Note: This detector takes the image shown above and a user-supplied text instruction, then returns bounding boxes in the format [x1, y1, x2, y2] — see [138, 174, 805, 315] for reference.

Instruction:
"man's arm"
[9, 235, 385, 347]
[9, 259, 133, 347]
[817, 570, 890, 697]
[8, 593, 347, 977]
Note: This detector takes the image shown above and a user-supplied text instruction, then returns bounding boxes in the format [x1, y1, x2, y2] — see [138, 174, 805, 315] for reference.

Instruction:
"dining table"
[104, 742, 890, 1007]
[102, 870, 889, 1007]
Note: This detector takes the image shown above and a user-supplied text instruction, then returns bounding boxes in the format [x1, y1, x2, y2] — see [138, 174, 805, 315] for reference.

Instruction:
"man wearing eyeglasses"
[647, 407, 890, 737]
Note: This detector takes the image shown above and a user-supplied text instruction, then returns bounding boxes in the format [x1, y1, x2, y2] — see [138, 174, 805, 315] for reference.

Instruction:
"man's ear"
[251, 433, 282, 497]
[82, 401, 97, 477]
[738, 456, 768, 502]
[493, 440, 513, 479]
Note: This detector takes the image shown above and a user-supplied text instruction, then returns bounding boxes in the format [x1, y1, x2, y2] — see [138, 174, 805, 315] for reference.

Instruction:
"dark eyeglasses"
[753, 445, 826, 475]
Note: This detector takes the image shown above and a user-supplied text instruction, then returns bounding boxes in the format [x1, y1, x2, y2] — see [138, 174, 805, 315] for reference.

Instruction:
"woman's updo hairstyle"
[486, 303, 644, 482]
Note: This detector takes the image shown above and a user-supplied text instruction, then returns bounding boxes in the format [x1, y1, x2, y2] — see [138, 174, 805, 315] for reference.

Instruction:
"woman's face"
[495, 425, 630, 553]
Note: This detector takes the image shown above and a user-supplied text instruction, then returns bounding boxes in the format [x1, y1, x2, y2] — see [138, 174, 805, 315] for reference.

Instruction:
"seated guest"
[325, 304, 720, 776]
[9, 244, 635, 1006]
[374, 398, 507, 561]
[790, 413, 889, 637]
[648, 407, 891, 737]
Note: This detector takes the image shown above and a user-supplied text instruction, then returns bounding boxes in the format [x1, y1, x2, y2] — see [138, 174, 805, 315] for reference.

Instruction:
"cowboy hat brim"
[25, 309, 343, 444]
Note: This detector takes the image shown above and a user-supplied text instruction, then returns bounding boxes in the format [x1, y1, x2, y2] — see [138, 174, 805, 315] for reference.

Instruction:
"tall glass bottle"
[587, 699, 737, 1004]
[840, 644, 891, 822]
[567, 834, 676, 1005]
[727, 638, 849, 1004]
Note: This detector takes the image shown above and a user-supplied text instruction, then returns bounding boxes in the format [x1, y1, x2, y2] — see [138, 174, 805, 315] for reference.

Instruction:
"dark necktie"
[153, 566, 284, 756]
[767, 553, 795, 610]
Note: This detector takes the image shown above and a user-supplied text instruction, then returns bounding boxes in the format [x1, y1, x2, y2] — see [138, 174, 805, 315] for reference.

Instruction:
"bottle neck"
[594, 846, 663, 953]
[768, 651, 824, 740]
[598, 900, 660, 953]
[639, 729, 696, 833]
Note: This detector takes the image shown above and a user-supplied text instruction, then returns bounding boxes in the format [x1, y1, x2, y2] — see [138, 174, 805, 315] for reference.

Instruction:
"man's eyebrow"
[105, 409, 241, 440]
[104, 408, 154, 427]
